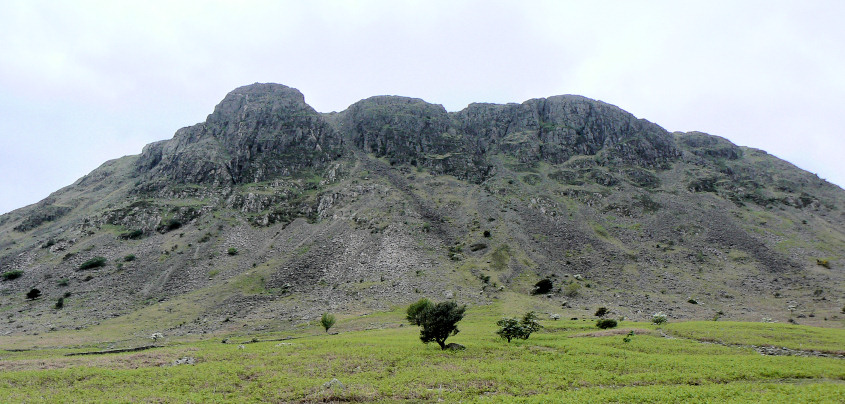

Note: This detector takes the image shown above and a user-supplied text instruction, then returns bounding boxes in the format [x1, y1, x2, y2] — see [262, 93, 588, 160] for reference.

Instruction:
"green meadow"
[1, 305, 843, 403]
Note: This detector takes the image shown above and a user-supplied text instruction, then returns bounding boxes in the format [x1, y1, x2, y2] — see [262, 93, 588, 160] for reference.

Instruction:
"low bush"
[119, 229, 144, 240]
[596, 318, 618, 329]
[652, 312, 668, 325]
[79, 256, 107, 270]
[227, 248, 238, 256]
[532, 278, 553, 295]
[2, 270, 23, 281]
[55, 297, 64, 309]
[564, 282, 581, 297]
[124, 254, 136, 262]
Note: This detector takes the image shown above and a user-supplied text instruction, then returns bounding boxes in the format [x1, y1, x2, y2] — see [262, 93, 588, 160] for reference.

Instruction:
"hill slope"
[1, 83, 843, 337]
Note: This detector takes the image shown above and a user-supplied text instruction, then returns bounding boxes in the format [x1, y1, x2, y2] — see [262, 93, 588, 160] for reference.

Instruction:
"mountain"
[1, 83, 843, 338]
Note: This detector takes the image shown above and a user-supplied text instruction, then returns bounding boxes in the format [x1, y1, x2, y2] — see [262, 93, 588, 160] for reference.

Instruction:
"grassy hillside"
[1, 305, 843, 402]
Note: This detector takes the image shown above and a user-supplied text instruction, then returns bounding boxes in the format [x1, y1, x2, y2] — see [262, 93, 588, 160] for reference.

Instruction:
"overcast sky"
[1, 0, 844, 214]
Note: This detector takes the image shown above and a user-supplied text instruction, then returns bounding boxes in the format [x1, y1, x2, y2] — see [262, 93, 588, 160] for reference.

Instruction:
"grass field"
[1, 304, 844, 403]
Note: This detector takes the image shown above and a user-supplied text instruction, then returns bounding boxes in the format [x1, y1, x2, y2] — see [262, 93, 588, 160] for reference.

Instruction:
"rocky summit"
[1, 83, 843, 337]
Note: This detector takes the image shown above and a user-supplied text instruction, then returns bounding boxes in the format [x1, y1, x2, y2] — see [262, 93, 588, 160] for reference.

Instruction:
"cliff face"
[1, 83, 842, 338]
[136, 83, 344, 189]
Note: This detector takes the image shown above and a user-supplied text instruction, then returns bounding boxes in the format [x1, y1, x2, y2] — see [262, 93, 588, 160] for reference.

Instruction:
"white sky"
[1, 0, 844, 214]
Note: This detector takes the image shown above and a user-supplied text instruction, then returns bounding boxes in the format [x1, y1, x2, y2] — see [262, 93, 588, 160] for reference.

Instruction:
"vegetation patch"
[78, 256, 107, 270]
[2, 270, 23, 281]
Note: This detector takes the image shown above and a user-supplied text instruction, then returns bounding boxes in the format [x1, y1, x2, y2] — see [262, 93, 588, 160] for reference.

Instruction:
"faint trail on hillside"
[660, 329, 844, 359]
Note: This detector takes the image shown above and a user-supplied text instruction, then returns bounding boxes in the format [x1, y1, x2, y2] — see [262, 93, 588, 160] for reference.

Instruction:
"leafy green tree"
[407, 299, 465, 350]
[320, 312, 336, 332]
[496, 318, 522, 342]
[595, 307, 609, 318]
[496, 311, 543, 342]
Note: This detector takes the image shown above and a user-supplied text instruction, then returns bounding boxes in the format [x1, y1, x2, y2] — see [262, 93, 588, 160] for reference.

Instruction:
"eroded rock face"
[135, 83, 345, 189]
[338, 96, 491, 182]
[453, 95, 680, 168]
[335, 94, 680, 182]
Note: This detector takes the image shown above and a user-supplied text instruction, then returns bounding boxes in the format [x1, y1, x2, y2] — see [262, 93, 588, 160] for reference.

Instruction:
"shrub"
[596, 318, 618, 329]
[407, 299, 466, 350]
[57, 278, 69, 286]
[816, 259, 831, 269]
[2, 270, 23, 281]
[483, 230, 491, 238]
[160, 219, 182, 232]
[55, 297, 64, 309]
[595, 307, 609, 318]
[687, 298, 698, 304]
[320, 313, 336, 333]
[532, 278, 553, 295]
[124, 254, 136, 262]
[26, 288, 41, 300]
[496, 312, 543, 342]
[564, 282, 581, 297]
[652, 312, 668, 325]
[79, 256, 107, 270]
[119, 229, 144, 240]
[227, 248, 238, 256]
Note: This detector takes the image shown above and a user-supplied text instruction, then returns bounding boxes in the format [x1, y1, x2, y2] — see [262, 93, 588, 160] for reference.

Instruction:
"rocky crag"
[1, 83, 843, 339]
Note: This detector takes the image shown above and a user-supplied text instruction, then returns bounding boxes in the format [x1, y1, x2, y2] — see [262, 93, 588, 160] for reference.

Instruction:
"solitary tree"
[595, 307, 609, 318]
[407, 299, 465, 350]
[26, 288, 41, 300]
[320, 312, 336, 333]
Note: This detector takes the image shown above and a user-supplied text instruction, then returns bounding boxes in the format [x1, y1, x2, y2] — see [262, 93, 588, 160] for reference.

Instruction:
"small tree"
[595, 307, 609, 318]
[652, 312, 668, 325]
[55, 297, 64, 309]
[26, 288, 41, 300]
[496, 318, 522, 342]
[497, 311, 543, 342]
[320, 312, 336, 332]
[408, 299, 465, 350]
